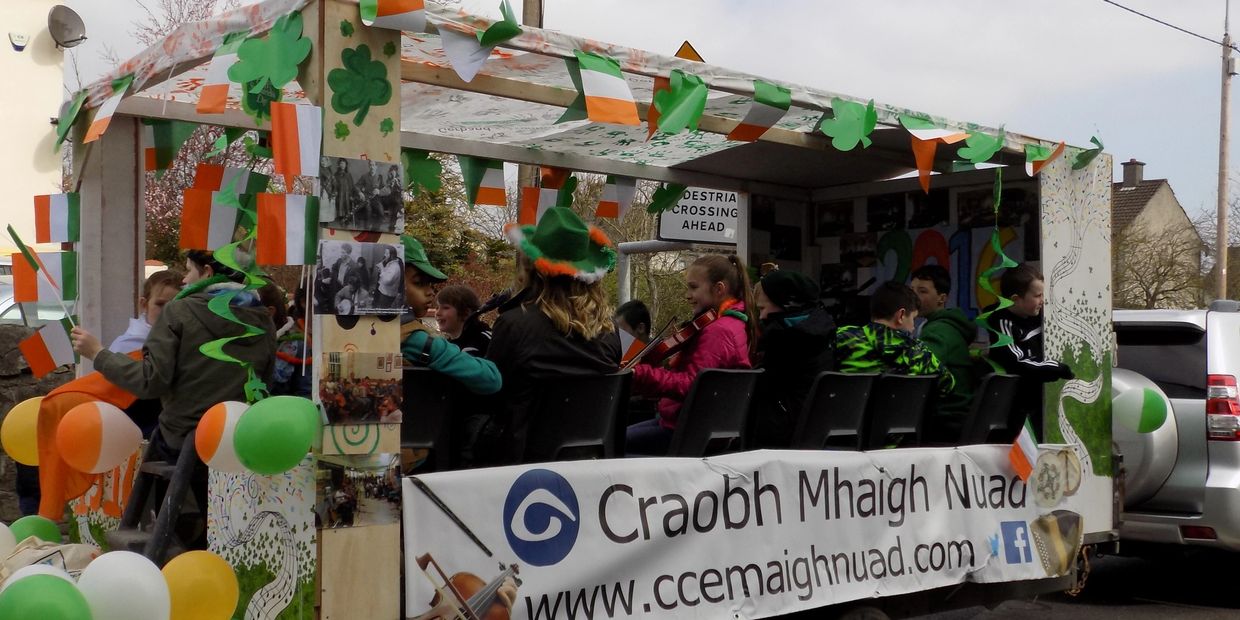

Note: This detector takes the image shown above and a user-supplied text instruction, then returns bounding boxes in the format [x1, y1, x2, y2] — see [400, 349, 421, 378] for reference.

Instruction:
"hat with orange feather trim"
[505, 207, 616, 283]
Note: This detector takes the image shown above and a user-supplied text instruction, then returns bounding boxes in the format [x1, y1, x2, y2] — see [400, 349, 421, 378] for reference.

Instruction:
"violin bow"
[409, 476, 494, 558]
[620, 317, 677, 371]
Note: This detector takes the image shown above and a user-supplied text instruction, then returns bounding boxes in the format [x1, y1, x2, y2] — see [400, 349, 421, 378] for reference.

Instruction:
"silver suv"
[1113, 302, 1240, 550]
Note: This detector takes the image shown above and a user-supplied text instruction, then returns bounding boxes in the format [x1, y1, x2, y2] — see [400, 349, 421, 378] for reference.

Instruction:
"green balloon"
[233, 396, 320, 475]
[0, 574, 91, 620]
[10, 515, 61, 544]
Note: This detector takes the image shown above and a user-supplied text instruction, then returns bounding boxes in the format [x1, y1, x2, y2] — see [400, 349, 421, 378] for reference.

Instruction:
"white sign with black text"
[658, 188, 743, 245]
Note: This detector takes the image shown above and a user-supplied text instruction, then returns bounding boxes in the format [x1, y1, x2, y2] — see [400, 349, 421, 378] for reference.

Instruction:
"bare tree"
[1113, 218, 1205, 309]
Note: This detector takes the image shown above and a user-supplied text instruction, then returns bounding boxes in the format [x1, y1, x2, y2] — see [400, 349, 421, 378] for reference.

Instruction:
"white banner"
[403, 446, 1094, 620]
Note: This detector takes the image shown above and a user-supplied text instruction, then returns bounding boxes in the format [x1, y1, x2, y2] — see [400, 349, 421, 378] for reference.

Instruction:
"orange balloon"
[56, 402, 142, 474]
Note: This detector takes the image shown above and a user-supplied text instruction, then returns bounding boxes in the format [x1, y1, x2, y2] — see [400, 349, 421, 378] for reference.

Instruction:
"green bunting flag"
[557, 56, 589, 124]
[819, 98, 877, 151]
[403, 149, 444, 197]
[478, 0, 522, 46]
[143, 120, 198, 176]
[204, 127, 248, 159]
[1071, 136, 1104, 171]
[54, 90, 87, 153]
[652, 70, 708, 135]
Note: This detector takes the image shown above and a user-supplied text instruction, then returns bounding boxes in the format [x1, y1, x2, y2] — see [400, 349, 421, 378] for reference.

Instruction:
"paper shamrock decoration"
[956, 129, 1005, 165]
[228, 11, 312, 120]
[819, 98, 877, 151]
[478, 0, 522, 47]
[652, 70, 707, 135]
[1072, 136, 1104, 170]
[328, 44, 393, 126]
[647, 183, 688, 214]
[402, 148, 443, 196]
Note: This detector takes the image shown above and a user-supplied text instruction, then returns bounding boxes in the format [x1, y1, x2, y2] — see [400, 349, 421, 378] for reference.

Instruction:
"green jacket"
[93, 288, 277, 450]
[919, 308, 979, 435]
[401, 323, 502, 395]
[835, 322, 954, 396]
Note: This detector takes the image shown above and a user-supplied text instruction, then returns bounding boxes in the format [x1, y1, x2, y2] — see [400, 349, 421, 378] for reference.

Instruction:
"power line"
[1100, 0, 1238, 51]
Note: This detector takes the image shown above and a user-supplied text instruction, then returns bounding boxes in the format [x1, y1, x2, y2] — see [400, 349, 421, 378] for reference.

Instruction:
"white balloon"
[77, 551, 171, 620]
[0, 563, 73, 592]
[0, 523, 16, 561]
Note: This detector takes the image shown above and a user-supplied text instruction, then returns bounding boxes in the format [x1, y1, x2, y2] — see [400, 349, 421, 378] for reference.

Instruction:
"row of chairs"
[402, 367, 1022, 470]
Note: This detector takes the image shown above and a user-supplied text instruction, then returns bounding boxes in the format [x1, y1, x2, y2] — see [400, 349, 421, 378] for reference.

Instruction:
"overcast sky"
[64, 0, 1238, 220]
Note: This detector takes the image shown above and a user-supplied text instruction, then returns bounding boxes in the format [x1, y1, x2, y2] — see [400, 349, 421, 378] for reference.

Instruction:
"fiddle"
[416, 555, 520, 620]
[623, 309, 719, 369]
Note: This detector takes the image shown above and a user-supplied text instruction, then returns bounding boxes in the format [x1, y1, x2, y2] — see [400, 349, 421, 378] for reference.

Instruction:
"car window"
[1115, 323, 1207, 398]
[0, 303, 24, 325]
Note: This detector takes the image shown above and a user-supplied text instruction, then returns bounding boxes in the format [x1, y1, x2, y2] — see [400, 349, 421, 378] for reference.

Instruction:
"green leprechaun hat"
[505, 207, 616, 283]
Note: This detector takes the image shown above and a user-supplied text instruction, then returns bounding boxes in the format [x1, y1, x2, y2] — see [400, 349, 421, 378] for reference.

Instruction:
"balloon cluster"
[1, 395, 319, 478]
[0, 549, 238, 620]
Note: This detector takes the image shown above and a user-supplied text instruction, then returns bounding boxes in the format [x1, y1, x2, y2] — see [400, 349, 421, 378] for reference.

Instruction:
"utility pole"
[1218, 0, 1234, 299]
[518, 0, 544, 194]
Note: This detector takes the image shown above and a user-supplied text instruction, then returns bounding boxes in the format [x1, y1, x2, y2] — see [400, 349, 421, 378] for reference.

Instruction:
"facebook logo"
[1000, 521, 1032, 564]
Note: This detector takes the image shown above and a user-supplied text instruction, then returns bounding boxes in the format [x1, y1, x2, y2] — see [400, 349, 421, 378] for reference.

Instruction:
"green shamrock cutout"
[819, 98, 877, 151]
[402, 149, 443, 196]
[555, 176, 578, 209]
[478, 0, 522, 47]
[652, 70, 707, 135]
[383, 41, 397, 57]
[334, 121, 350, 140]
[328, 44, 393, 126]
[956, 128, 1005, 165]
[228, 12, 311, 105]
[647, 183, 687, 214]
[340, 20, 354, 37]
[380, 117, 395, 136]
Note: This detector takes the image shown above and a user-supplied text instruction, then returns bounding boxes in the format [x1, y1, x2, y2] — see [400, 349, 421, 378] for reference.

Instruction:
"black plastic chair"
[402, 367, 459, 472]
[791, 372, 878, 451]
[667, 369, 765, 457]
[865, 374, 937, 449]
[522, 371, 633, 463]
[959, 373, 1022, 444]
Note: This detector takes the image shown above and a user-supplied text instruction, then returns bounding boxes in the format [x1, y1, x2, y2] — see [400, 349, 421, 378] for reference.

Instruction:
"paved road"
[925, 547, 1240, 619]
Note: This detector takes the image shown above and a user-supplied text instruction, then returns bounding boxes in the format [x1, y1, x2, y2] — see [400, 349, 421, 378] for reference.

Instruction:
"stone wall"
[0, 325, 73, 522]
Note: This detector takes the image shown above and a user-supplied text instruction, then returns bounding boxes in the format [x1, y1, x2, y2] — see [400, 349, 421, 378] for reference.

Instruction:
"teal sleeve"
[403, 330, 502, 395]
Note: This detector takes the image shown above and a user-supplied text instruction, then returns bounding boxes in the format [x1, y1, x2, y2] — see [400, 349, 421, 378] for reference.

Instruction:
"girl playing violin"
[625, 254, 757, 455]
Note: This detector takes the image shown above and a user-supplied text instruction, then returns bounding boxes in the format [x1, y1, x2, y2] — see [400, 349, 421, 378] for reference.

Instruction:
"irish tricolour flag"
[901, 115, 970, 193]
[1009, 418, 1039, 482]
[596, 175, 636, 219]
[360, 0, 425, 32]
[19, 318, 76, 378]
[12, 250, 77, 303]
[1025, 142, 1066, 177]
[271, 102, 322, 179]
[459, 156, 507, 206]
[519, 168, 571, 225]
[574, 50, 640, 126]
[180, 189, 241, 251]
[84, 75, 133, 144]
[727, 80, 791, 142]
[197, 32, 245, 114]
[257, 193, 320, 265]
[193, 163, 270, 195]
[34, 193, 80, 243]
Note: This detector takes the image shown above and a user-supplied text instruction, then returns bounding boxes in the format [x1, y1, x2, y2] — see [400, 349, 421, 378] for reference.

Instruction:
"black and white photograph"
[814, 200, 855, 237]
[315, 240, 405, 315]
[318, 155, 406, 233]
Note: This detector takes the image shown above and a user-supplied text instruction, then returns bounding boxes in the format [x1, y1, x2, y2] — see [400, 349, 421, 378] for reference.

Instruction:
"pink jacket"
[633, 304, 753, 429]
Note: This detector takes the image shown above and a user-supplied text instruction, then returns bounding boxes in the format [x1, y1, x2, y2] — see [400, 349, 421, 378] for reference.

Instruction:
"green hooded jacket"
[919, 307, 978, 438]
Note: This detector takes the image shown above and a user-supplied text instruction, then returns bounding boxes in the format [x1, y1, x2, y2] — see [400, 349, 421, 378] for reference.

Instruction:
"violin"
[417, 555, 521, 620]
[625, 309, 720, 369]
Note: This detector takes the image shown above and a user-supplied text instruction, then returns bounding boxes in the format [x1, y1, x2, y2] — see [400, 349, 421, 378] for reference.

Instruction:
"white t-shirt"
[108, 316, 151, 353]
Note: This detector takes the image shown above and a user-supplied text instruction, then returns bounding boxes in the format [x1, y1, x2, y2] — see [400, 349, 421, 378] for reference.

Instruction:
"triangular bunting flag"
[196, 31, 247, 114]
[1071, 136, 1104, 171]
[1025, 141, 1066, 176]
[648, 41, 704, 139]
[143, 120, 197, 175]
[34, 193, 81, 244]
[652, 70, 708, 135]
[193, 163, 269, 194]
[478, 0, 522, 46]
[900, 115, 969, 193]
[54, 90, 87, 153]
[518, 168, 572, 225]
[727, 80, 791, 142]
[558, 56, 589, 124]
[596, 175, 636, 219]
[459, 156, 507, 206]
[19, 318, 76, 378]
[12, 250, 76, 303]
[573, 50, 640, 126]
[360, 0, 426, 33]
[257, 193, 320, 265]
[84, 74, 134, 143]
[439, 0, 521, 83]
[181, 189, 243, 251]
[271, 102, 322, 179]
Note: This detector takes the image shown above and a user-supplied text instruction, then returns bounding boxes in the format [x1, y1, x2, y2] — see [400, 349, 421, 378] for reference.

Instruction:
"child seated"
[108, 269, 183, 353]
[835, 281, 954, 397]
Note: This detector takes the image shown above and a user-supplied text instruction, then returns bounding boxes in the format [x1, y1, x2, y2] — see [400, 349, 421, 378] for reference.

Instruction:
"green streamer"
[974, 168, 1018, 353]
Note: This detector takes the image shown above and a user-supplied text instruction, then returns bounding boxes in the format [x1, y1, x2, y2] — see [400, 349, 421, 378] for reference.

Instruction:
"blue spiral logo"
[503, 469, 580, 567]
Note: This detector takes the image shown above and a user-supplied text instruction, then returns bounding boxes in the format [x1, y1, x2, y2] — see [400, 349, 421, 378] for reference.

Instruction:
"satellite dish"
[48, 5, 87, 49]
